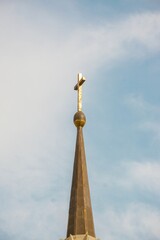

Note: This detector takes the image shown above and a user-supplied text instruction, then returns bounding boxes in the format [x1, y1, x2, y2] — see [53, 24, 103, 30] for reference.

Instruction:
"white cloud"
[92, 160, 160, 239]
[72, 11, 160, 67]
[141, 121, 160, 140]
[125, 94, 160, 141]
[93, 160, 160, 196]
[125, 94, 160, 114]
[96, 203, 160, 240]
[0, 2, 160, 240]
[128, 161, 160, 193]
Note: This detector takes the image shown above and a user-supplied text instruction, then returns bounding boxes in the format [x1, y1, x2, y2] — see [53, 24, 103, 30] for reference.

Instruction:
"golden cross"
[74, 73, 86, 111]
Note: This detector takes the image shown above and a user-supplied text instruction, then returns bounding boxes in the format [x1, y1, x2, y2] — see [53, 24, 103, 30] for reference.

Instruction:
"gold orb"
[73, 111, 86, 127]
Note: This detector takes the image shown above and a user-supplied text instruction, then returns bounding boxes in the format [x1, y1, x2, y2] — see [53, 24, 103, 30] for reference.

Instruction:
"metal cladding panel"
[66, 127, 95, 238]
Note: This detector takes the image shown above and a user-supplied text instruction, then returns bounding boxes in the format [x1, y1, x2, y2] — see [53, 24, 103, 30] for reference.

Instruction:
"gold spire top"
[73, 73, 86, 128]
[74, 73, 86, 112]
[66, 73, 96, 240]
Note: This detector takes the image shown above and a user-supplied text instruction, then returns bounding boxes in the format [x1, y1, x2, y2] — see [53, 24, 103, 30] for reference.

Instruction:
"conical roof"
[66, 120, 95, 238]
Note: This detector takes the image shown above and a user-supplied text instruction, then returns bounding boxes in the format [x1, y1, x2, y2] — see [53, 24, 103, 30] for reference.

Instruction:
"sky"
[0, 0, 160, 240]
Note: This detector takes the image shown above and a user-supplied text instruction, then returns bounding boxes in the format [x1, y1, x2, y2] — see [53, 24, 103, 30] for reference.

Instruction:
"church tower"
[66, 73, 97, 240]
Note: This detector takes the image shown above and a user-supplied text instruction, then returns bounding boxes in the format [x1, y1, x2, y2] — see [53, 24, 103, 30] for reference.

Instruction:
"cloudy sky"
[0, 1, 160, 240]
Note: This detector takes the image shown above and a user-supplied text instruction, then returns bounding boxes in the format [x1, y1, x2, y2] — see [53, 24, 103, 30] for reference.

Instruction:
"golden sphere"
[73, 111, 86, 127]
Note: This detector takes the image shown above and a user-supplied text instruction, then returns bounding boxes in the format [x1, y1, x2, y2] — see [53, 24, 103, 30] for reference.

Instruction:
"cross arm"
[74, 76, 86, 90]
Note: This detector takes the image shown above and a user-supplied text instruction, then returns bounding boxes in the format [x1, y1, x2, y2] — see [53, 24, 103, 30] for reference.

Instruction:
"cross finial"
[74, 73, 86, 111]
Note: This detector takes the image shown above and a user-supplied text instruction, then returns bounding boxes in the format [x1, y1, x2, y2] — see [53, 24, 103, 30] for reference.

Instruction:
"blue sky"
[0, 1, 160, 240]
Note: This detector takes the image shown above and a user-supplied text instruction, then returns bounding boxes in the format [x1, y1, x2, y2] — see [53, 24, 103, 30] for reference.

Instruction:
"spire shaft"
[66, 127, 95, 238]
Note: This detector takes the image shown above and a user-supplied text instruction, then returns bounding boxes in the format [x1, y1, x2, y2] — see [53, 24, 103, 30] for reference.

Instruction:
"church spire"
[66, 74, 96, 240]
